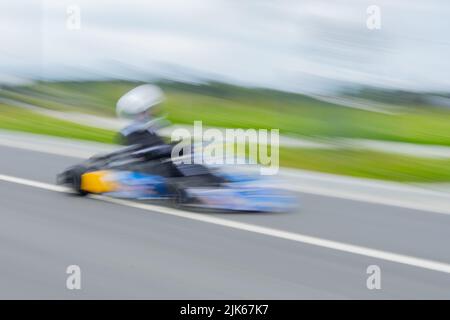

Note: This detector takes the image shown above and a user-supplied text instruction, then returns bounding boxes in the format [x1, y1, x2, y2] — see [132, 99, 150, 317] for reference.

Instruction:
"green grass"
[1, 103, 450, 183]
[0, 104, 116, 144]
[3, 80, 450, 146]
[3, 81, 450, 183]
[164, 92, 450, 146]
[280, 147, 450, 183]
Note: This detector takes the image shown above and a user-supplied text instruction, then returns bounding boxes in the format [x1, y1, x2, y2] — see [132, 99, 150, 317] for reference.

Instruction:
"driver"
[112, 84, 182, 177]
[116, 84, 169, 148]
[103, 84, 216, 179]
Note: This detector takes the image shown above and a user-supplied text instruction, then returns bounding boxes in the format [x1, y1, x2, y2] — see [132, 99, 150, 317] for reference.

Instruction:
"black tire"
[167, 182, 189, 207]
[68, 165, 89, 196]
[174, 188, 188, 206]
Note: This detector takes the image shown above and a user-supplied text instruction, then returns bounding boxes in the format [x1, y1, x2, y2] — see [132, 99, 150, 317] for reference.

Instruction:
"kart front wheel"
[67, 165, 89, 196]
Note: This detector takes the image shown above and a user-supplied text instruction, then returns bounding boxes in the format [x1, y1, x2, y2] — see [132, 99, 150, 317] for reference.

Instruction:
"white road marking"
[1, 173, 450, 275]
[0, 174, 68, 192]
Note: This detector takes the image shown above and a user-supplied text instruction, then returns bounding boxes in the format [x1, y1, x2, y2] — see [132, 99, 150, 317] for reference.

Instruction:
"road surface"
[0, 137, 450, 298]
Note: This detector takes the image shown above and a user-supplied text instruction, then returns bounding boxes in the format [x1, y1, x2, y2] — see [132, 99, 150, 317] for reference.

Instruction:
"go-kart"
[56, 144, 296, 213]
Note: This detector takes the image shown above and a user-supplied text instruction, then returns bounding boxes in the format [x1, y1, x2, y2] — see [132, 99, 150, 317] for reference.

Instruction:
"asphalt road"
[1, 144, 450, 298]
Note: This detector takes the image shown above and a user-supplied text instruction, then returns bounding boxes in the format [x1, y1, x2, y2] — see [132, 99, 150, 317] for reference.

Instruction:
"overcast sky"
[1, 0, 449, 93]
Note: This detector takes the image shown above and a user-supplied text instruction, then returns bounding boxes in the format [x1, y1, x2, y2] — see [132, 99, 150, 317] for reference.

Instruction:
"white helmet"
[116, 84, 165, 119]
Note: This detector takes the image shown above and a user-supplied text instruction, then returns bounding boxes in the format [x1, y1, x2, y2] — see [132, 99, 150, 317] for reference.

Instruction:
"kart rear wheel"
[167, 183, 189, 207]
[174, 188, 188, 207]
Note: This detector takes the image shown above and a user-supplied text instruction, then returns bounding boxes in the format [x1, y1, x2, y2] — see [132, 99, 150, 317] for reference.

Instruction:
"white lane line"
[1, 173, 450, 275]
[0, 174, 69, 192]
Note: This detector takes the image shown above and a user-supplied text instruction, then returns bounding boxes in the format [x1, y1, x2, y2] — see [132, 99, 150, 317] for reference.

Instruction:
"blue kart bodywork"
[101, 170, 296, 212]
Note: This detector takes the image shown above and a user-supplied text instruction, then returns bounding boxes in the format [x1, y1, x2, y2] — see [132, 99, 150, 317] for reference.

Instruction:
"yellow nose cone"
[81, 170, 118, 193]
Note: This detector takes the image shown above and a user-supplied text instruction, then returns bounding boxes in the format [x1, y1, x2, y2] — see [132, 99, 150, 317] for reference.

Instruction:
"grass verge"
[0, 104, 116, 144]
[3, 81, 450, 146]
[280, 147, 450, 183]
[2, 104, 450, 183]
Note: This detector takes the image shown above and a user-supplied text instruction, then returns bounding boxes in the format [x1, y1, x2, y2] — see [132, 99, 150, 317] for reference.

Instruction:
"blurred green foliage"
[0, 104, 116, 143]
[280, 147, 450, 183]
[2, 80, 450, 146]
[1, 103, 449, 183]
[2, 81, 450, 183]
